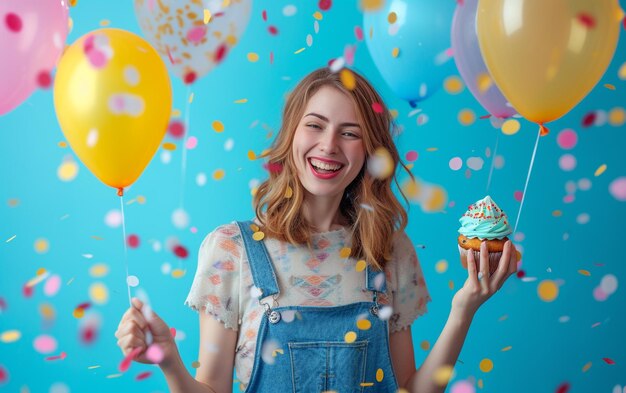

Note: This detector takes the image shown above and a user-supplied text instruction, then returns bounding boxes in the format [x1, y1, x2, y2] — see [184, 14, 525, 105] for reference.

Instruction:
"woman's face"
[291, 86, 366, 200]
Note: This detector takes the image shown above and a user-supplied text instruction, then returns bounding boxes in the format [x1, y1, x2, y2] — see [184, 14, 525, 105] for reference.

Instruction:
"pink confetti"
[37, 71, 52, 89]
[186, 27, 207, 44]
[609, 177, 626, 201]
[514, 191, 523, 202]
[127, 234, 140, 248]
[268, 26, 278, 35]
[262, 10, 267, 21]
[602, 357, 615, 365]
[593, 286, 608, 301]
[563, 195, 575, 204]
[371, 102, 383, 113]
[45, 352, 67, 361]
[170, 327, 177, 338]
[119, 347, 142, 372]
[215, 44, 228, 62]
[173, 244, 188, 258]
[146, 344, 164, 363]
[558, 154, 576, 171]
[5, 13, 21, 32]
[186, 136, 198, 150]
[184, 71, 197, 84]
[34, 335, 57, 354]
[168, 120, 185, 139]
[319, 0, 332, 11]
[0, 365, 8, 384]
[449, 157, 462, 171]
[344, 45, 355, 66]
[557, 129, 577, 150]
[405, 151, 418, 162]
[44, 274, 61, 297]
[555, 382, 570, 393]
[354, 26, 364, 41]
[136, 371, 152, 381]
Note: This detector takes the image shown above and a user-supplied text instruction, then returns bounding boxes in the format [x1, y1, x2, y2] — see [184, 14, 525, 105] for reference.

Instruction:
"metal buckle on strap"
[259, 294, 281, 324]
[370, 290, 380, 316]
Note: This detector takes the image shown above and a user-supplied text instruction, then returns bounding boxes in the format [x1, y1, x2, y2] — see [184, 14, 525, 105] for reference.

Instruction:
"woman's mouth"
[308, 158, 344, 178]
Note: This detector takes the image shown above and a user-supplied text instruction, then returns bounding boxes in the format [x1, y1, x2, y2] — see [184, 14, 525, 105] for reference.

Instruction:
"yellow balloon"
[477, 0, 621, 125]
[54, 28, 172, 195]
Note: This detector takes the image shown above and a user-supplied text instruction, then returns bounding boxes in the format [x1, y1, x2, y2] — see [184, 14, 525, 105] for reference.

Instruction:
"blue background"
[1, 1, 625, 392]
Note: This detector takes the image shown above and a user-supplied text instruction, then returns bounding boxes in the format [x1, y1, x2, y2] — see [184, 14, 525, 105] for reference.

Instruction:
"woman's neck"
[301, 193, 347, 233]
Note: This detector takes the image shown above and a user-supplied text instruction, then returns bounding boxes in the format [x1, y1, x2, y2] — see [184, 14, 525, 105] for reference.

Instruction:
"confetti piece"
[294, 47, 306, 54]
[502, 119, 521, 135]
[339, 247, 351, 258]
[45, 352, 67, 361]
[556, 382, 571, 393]
[34, 335, 57, 354]
[146, 344, 164, 363]
[268, 26, 278, 35]
[213, 169, 225, 180]
[247, 150, 257, 160]
[391, 47, 400, 58]
[435, 260, 448, 273]
[119, 347, 142, 372]
[603, 358, 615, 365]
[171, 269, 186, 278]
[284, 186, 293, 199]
[582, 362, 592, 372]
[247, 52, 259, 62]
[212, 120, 225, 133]
[1, 330, 21, 343]
[458, 109, 475, 126]
[420, 340, 430, 350]
[340, 69, 356, 90]
[501, 346, 512, 352]
[479, 358, 493, 372]
[444, 76, 464, 94]
[557, 129, 577, 150]
[127, 234, 140, 248]
[203, 9, 212, 24]
[356, 319, 371, 330]
[344, 331, 357, 343]
[376, 369, 384, 382]
[313, 11, 323, 20]
[433, 365, 454, 386]
[604, 83, 616, 90]
[360, 0, 384, 11]
[253, 231, 265, 241]
[234, 98, 248, 104]
[578, 270, 591, 276]
[355, 260, 367, 272]
[594, 164, 607, 177]
[371, 102, 383, 113]
[136, 371, 152, 381]
[538, 280, 559, 302]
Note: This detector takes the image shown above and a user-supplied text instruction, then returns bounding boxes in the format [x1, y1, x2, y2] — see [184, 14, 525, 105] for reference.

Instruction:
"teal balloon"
[364, 0, 456, 106]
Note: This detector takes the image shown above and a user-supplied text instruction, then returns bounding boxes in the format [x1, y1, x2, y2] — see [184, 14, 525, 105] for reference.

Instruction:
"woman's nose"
[319, 130, 338, 154]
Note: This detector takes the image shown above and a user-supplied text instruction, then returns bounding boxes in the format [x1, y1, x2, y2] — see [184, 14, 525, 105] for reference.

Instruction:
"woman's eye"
[306, 124, 321, 129]
[343, 131, 360, 138]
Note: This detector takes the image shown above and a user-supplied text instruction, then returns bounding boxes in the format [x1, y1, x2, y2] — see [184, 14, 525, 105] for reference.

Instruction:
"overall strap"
[365, 264, 387, 293]
[236, 220, 280, 298]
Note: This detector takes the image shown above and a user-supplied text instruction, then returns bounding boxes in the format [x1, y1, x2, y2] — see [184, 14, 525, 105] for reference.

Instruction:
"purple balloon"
[451, 0, 516, 119]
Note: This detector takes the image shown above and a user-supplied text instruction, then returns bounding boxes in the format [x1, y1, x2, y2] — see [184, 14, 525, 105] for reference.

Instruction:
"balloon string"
[120, 195, 131, 307]
[179, 85, 192, 211]
[486, 131, 500, 194]
[513, 127, 541, 234]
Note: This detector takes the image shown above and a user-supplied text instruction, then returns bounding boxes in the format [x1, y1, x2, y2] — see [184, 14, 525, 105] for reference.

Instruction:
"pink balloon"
[451, 0, 517, 119]
[0, 0, 69, 115]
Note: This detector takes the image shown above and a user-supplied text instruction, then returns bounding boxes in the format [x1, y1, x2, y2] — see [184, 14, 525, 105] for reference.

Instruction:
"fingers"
[115, 319, 146, 342]
[492, 240, 512, 289]
[508, 244, 519, 276]
[117, 334, 147, 357]
[119, 306, 148, 331]
[466, 248, 479, 287]
[479, 242, 489, 287]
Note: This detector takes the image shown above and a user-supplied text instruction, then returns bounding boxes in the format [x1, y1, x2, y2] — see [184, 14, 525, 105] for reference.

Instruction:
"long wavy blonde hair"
[253, 67, 413, 270]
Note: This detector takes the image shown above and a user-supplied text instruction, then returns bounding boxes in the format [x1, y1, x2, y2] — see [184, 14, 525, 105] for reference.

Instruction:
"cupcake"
[457, 196, 512, 274]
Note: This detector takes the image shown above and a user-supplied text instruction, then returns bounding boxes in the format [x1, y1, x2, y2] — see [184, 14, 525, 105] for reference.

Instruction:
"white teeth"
[309, 158, 342, 171]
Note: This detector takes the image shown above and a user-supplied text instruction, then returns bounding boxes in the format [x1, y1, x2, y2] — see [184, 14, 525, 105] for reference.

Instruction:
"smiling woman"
[115, 67, 518, 393]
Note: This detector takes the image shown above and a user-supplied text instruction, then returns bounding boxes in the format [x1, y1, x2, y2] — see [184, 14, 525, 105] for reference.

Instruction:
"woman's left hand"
[451, 240, 518, 317]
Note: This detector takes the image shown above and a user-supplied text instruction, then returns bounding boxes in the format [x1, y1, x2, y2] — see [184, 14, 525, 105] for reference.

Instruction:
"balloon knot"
[539, 124, 549, 136]
[117, 188, 124, 197]
[408, 100, 417, 109]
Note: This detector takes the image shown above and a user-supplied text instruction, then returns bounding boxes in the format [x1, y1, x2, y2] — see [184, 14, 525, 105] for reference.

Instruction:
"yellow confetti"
[552, 210, 562, 217]
[58, 159, 79, 181]
[477, 73, 493, 93]
[294, 47, 306, 54]
[8, 198, 20, 207]
[87, 365, 101, 370]
[582, 362, 592, 372]
[234, 98, 248, 104]
[578, 269, 591, 276]
[340, 69, 356, 90]
[478, 379, 484, 389]
[387, 12, 397, 24]
[435, 260, 448, 273]
[162, 142, 177, 151]
[1, 330, 22, 343]
[376, 368, 384, 382]
[389, 109, 399, 119]
[501, 346, 512, 351]
[433, 365, 454, 386]
[252, 231, 265, 241]
[247, 52, 259, 62]
[34, 238, 49, 254]
[339, 247, 351, 258]
[448, 280, 454, 290]
[222, 0, 231, 7]
[172, 109, 181, 117]
[188, 92, 194, 103]
[272, 349, 284, 357]
[313, 11, 323, 20]
[137, 195, 146, 204]
[538, 279, 559, 302]
[213, 169, 225, 180]
[40, 303, 55, 320]
[360, 383, 374, 387]
[90, 282, 109, 305]
[608, 107, 625, 126]
[171, 269, 186, 278]
[191, 361, 201, 368]
[619, 62, 626, 80]
[212, 120, 225, 133]
[247, 150, 257, 160]
[69, 0, 78, 6]
[100, 19, 110, 27]
[502, 119, 521, 135]
[58, 141, 68, 148]
[444, 76, 464, 94]
[426, 147, 438, 152]
[355, 260, 367, 272]
[203, 9, 212, 24]
[284, 186, 293, 199]
[356, 319, 371, 330]
[360, 0, 384, 12]
[344, 331, 357, 343]
[604, 83, 616, 90]
[458, 109, 475, 126]
[479, 358, 494, 373]
[89, 264, 109, 278]
[420, 340, 431, 351]
[594, 164, 607, 177]
[391, 47, 400, 58]
[73, 307, 85, 319]
[250, 223, 260, 232]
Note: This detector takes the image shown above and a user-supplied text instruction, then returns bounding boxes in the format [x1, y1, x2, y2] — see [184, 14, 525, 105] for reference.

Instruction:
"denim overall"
[236, 221, 400, 393]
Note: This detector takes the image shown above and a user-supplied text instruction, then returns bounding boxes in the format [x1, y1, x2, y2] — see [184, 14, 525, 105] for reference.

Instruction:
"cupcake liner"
[458, 245, 502, 275]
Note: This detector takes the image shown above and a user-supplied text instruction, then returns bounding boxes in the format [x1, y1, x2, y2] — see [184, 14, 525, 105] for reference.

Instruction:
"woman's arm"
[396, 241, 517, 393]
[160, 311, 239, 393]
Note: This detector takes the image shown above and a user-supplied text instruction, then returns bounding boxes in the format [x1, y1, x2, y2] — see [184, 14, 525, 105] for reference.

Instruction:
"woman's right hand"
[115, 297, 178, 366]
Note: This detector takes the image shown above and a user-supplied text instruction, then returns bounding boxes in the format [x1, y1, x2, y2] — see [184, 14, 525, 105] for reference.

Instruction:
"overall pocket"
[288, 340, 368, 393]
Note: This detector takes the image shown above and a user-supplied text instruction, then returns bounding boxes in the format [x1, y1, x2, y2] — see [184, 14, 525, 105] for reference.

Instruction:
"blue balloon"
[364, 0, 456, 106]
